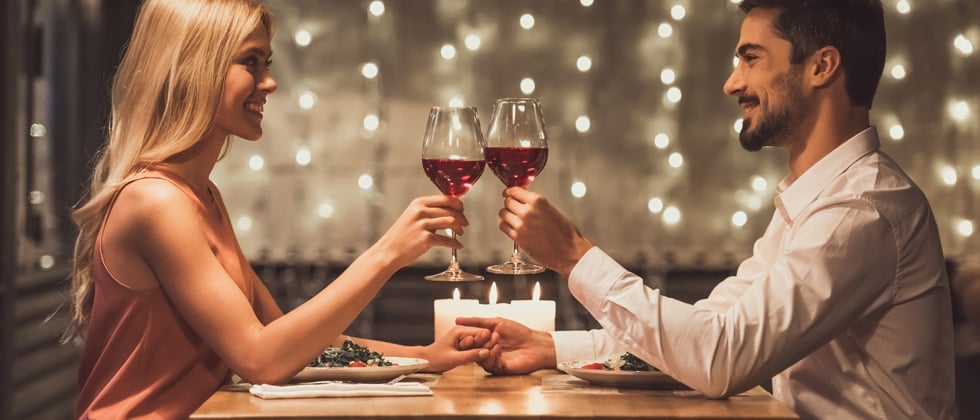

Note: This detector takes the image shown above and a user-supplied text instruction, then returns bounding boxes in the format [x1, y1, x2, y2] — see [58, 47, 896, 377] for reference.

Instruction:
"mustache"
[738, 95, 759, 106]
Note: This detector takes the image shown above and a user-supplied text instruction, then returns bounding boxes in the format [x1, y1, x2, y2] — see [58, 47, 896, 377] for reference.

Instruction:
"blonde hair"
[65, 0, 273, 341]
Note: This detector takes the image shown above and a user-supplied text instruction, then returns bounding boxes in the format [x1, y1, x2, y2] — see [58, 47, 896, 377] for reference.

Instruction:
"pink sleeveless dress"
[76, 167, 261, 419]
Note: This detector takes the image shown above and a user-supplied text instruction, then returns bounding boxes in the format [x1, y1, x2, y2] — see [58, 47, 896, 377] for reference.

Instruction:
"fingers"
[417, 195, 465, 212]
[455, 316, 500, 330]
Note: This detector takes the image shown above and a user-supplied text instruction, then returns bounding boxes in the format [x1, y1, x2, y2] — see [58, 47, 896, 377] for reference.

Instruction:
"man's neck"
[786, 101, 870, 179]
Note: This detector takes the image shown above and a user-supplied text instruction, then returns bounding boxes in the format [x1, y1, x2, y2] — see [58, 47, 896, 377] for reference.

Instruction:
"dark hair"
[739, 0, 886, 109]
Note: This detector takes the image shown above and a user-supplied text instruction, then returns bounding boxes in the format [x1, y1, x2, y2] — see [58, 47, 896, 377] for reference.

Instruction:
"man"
[459, 1, 955, 418]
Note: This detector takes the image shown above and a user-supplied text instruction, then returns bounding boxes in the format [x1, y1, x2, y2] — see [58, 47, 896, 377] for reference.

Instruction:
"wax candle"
[433, 288, 479, 339]
[510, 282, 556, 331]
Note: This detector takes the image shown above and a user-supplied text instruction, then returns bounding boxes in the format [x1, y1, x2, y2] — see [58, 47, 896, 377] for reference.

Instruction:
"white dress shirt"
[552, 127, 955, 419]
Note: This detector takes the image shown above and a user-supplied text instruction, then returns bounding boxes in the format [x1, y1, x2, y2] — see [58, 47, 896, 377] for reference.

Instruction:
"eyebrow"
[735, 43, 766, 57]
[241, 46, 273, 58]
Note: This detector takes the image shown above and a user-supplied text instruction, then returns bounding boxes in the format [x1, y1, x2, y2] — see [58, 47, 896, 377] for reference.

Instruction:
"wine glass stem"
[510, 242, 523, 264]
[448, 231, 462, 272]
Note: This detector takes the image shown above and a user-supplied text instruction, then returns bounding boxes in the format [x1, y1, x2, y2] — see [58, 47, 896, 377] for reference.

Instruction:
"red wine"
[422, 158, 486, 197]
[485, 147, 548, 187]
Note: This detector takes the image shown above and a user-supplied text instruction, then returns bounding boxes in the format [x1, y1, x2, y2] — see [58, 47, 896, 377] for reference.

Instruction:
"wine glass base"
[486, 261, 546, 275]
[425, 269, 484, 282]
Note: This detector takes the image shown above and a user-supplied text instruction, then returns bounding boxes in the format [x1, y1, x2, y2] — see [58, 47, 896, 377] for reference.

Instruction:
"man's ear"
[808, 46, 842, 88]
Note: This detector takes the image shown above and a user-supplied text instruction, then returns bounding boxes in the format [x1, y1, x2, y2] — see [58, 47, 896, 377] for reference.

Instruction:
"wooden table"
[192, 364, 798, 419]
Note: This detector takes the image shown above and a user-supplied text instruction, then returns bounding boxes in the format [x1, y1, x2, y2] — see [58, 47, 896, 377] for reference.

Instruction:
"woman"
[67, 0, 492, 417]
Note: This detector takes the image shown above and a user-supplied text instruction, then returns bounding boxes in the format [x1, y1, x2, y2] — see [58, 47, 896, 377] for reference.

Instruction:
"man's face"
[723, 8, 807, 152]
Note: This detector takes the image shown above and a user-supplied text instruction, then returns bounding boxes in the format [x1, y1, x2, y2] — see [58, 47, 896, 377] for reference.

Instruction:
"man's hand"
[455, 317, 557, 375]
[421, 325, 496, 372]
[498, 187, 593, 277]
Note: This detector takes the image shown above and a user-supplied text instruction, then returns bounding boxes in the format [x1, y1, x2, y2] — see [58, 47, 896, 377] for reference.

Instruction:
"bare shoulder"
[109, 178, 202, 243]
[101, 178, 203, 289]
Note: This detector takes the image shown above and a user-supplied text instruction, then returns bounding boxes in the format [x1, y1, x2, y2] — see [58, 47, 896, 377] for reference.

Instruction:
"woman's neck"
[158, 133, 226, 195]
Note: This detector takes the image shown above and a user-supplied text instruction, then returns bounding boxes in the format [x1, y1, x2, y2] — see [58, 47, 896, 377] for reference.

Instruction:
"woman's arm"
[119, 180, 469, 384]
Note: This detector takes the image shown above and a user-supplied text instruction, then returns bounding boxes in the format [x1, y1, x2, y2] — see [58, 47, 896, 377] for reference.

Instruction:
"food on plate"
[580, 352, 656, 371]
[309, 339, 396, 368]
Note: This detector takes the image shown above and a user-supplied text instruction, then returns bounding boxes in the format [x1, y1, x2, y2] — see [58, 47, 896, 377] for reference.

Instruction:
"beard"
[738, 69, 806, 152]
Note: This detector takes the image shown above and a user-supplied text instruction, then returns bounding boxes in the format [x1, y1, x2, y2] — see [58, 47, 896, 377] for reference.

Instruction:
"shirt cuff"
[567, 246, 631, 312]
[549, 330, 626, 364]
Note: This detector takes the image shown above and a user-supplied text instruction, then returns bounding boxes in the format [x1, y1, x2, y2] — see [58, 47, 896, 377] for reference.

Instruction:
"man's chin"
[739, 130, 766, 152]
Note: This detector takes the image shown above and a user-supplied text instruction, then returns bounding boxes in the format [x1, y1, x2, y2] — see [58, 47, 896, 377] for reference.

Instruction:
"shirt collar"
[773, 126, 880, 223]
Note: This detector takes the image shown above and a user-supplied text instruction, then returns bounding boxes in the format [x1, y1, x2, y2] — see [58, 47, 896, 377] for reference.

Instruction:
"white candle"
[433, 288, 479, 339]
[510, 282, 556, 331]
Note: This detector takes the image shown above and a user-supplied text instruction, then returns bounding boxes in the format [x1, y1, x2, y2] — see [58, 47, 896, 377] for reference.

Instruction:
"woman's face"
[214, 24, 277, 141]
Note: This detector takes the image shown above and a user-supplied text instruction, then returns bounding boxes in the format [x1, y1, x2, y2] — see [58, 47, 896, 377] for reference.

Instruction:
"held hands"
[421, 325, 497, 372]
[498, 187, 594, 277]
[372, 195, 469, 269]
[454, 317, 557, 375]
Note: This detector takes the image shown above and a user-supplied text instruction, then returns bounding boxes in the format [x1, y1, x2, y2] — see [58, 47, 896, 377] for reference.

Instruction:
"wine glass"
[485, 98, 549, 275]
[421, 106, 487, 282]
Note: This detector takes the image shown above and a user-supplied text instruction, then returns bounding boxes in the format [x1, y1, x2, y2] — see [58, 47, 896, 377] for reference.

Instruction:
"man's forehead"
[735, 8, 788, 53]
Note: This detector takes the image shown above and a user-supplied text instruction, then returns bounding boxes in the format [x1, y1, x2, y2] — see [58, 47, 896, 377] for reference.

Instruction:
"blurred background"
[2, 0, 978, 418]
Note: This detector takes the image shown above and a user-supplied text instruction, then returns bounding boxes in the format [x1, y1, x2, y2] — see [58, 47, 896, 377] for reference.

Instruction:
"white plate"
[294, 357, 429, 383]
[558, 361, 685, 389]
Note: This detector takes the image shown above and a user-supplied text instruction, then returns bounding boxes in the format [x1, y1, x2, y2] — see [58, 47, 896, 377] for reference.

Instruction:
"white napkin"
[249, 381, 433, 399]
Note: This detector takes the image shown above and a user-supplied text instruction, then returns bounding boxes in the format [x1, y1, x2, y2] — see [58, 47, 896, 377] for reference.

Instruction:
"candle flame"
[489, 282, 498, 305]
[532, 281, 541, 301]
[452, 287, 461, 300]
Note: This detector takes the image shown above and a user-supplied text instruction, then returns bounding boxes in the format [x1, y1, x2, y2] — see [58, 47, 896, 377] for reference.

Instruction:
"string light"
[949, 100, 971, 122]
[751, 176, 768, 192]
[39, 255, 55, 270]
[368, 1, 385, 17]
[670, 5, 686, 21]
[570, 181, 587, 198]
[464, 34, 481, 51]
[888, 124, 905, 141]
[663, 206, 682, 225]
[361, 62, 379, 79]
[733, 118, 743, 134]
[249, 155, 264, 171]
[29, 123, 46, 137]
[295, 146, 312, 166]
[298, 92, 316, 110]
[956, 219, 974, 237]
[954, 34, 974, 56]
[889, 64, 906, 80]
[448, 97, 464, 107]
[660, 68, 676, 85]
[732, 211, 748, 227]
[576, 55, 592, 72]
[575, 116, 591, 133]
[665, 87, 682, 104]
[294, 30, 312, 47]
[520, 78, 536, 94]
[236, 215, 253, 232]
[896, 0, 911, 14]
[941, 166, 958, 186]
[580, 0, 594, 6]
[648, 197, 664, 213]
[29, 191, 44, 205]
[358, 174, 374, 190]
[653, 133, 670, 149]
[363, 114, 380, 131]
[658, 23, 673, 38]
[973, 165, 980, 180]
[318, 202, 335, 219]
[440, 44, 457, 60]
[520, 14, 535, 30]
[668, 152, 684, 168]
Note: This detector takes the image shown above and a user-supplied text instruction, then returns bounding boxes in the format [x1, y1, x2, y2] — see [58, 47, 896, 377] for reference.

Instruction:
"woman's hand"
[370, 195, 469, 269]
[455, 317, 557, 375]
[420, 325, 497, 372]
